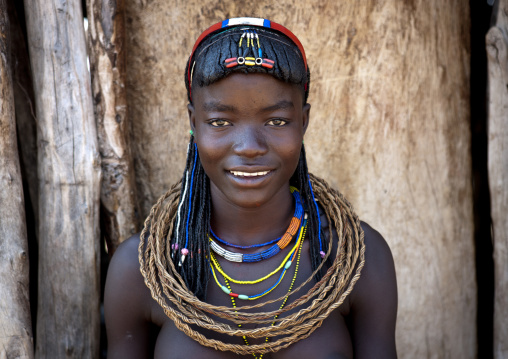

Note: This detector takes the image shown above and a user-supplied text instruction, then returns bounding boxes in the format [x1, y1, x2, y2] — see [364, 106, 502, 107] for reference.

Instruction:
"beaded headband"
[187, 17, 308, 101]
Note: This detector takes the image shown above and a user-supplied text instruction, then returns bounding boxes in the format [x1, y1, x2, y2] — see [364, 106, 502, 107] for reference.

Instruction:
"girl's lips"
[226, 169, 274, 187]
[229, 170, 271, 177]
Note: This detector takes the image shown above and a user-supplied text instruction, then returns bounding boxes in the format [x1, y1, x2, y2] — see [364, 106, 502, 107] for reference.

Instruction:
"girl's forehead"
[194, 73, 305, 107]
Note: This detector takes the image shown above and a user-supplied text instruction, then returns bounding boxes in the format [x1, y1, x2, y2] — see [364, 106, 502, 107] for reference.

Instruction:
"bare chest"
[152, 311, 352, 359]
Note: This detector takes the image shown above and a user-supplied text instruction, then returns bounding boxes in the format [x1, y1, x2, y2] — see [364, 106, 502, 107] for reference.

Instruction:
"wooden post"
[124, 1, 475, 357]
[0, 0, 34, 356]
[86, 0, 139, 252]
[486, 1, 508, 357]
[23, 0, 102, 357]
[8, 0, 38, 226]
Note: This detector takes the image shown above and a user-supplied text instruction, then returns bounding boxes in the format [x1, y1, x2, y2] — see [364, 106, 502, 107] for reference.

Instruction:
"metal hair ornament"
[187, 17, 308, 101]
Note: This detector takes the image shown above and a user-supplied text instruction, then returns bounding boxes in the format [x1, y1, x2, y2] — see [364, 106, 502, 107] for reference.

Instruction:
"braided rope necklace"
[139, 174, 365, 355]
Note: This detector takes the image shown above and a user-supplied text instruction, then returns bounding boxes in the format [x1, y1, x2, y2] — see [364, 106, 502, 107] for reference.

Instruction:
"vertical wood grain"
[0, 0, 34, 356]
[486, 1, 508, 357]
[23, 0, 101, 357]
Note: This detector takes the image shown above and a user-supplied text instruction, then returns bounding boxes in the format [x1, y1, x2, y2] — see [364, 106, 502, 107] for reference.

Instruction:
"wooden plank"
[124, 1, 475, 357]
[486, 1, 508, 357]
[86, 0, 139, 252]
[22, 0, 101, 357]
[0, 0, 35, 356]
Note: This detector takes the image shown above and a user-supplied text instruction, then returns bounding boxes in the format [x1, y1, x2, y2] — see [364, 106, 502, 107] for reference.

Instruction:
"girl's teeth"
[231, 171, 269, 177]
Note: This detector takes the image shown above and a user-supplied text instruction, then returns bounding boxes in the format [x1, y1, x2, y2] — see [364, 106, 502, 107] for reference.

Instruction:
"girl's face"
[189, 73, 310, 209]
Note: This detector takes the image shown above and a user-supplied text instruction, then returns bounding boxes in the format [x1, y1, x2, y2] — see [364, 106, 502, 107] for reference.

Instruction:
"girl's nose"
[232, 125, 268, 158]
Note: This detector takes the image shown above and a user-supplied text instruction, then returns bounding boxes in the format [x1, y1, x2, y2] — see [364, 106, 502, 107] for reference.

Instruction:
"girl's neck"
[209, 185, 295, 247]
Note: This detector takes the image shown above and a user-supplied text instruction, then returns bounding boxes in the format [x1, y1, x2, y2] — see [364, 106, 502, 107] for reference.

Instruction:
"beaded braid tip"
[179, 248, 189, 266]
[320, 251, 326, 259]
[171, 243, 179, 258]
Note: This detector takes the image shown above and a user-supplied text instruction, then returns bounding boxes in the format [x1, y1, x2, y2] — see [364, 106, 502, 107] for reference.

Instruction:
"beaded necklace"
[210, 218, 307, 300]
[210, 228, 280, 249]
[209, 187, 303, 253]
[209, 208, 302, 263]
[209, 215, 306, 285]
[224, 227, 305, 359]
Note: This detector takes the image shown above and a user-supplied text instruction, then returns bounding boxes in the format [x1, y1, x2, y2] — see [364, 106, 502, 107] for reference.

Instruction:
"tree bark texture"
[23, 0, 102, 357]
[124, 1, 475, 357]
[0, 0, 35, 357]
[486, 1, 508, 357]
[8, 0, 38, 228]
[87, 0, 139, 252]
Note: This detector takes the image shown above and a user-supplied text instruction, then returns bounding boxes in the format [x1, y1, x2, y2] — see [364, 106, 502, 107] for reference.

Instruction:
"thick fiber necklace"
[139, 174, 365, 355]
[210, 217, 307, 300]
[209, 186, 303, 256]
[226, 229, 304, 359]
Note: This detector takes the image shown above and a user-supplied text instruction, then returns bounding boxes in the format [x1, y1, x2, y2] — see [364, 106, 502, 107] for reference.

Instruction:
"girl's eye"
[267, 119, 287, 126]
[210, 119, 231, 127]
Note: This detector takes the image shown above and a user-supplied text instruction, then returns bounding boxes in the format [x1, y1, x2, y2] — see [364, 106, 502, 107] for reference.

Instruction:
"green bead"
[189, 129, 194, 136]
[284, 260, 292, 269]
[221, 285, 231, 294]
[238, 294, 249, 300]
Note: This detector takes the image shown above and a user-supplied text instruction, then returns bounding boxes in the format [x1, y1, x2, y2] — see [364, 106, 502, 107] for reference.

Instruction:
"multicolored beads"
[210, 217, 306, 301]
[225, 57, 274, 69]
[224, 223, 305, 359]
[209, 188, 303, 263]
[224, 30, 275, 70]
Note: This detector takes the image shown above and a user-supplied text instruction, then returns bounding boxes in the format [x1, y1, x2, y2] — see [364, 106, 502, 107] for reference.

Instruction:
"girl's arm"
[105, 235, 155, 359]
[348, 222, 398, 359]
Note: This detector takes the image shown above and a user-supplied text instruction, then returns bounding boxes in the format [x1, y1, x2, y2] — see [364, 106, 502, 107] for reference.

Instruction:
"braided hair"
[172, 24, 327, 299]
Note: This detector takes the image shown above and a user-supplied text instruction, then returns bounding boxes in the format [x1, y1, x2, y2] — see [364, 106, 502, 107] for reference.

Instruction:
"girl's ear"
[302, 103, 311, 135]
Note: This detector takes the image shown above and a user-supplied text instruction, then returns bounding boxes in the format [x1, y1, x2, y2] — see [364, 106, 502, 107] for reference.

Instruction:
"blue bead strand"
[183, 144, 198, 252]
[308, 175, 324, 257]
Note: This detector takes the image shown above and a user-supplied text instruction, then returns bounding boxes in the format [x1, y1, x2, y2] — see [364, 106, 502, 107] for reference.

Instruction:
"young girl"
[105, 17, 397, 359]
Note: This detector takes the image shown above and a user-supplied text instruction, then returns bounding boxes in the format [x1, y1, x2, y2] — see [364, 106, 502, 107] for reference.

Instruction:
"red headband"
[187, 17, 308, 100]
